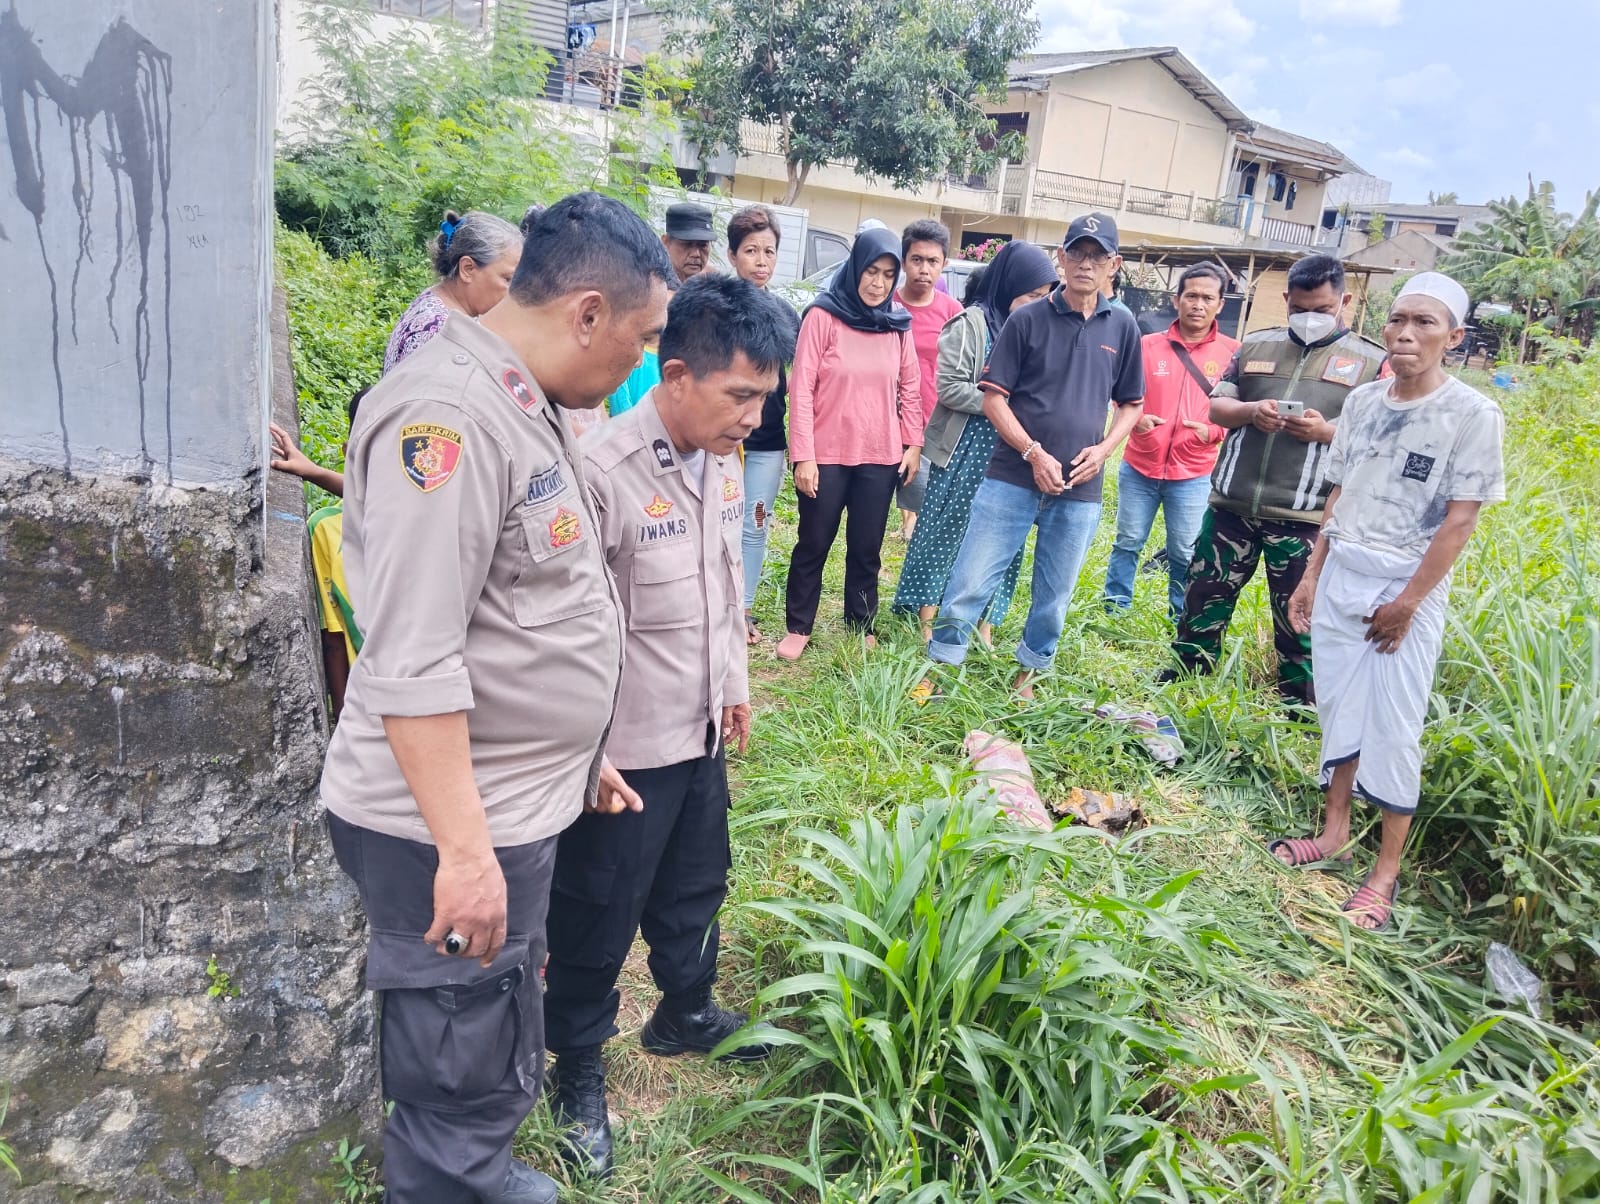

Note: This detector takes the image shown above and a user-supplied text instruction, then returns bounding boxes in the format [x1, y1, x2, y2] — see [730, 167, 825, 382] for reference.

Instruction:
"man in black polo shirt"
[922, 213, 1144, 700]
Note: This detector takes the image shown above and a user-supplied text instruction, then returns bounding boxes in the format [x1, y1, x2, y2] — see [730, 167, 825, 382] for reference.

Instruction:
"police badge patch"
[1322, 356, 1361, 386]
[643, 494, 674, 518]
[549, 507, 582, 548]
[721, 476, 740, 502]
[399, 424, 463, 492]
[652, 439, 674, 470]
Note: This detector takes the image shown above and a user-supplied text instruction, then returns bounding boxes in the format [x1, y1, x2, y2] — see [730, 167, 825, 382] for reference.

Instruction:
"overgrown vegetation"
[279, 202, 1600, 1194]
[274, 15, 1600, 1194]
[1442, 179, 1600, 360]
[276, 0, 681, 267]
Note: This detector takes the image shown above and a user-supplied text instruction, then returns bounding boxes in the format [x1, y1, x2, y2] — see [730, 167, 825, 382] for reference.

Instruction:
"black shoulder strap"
[1168, 339, 1218, 397]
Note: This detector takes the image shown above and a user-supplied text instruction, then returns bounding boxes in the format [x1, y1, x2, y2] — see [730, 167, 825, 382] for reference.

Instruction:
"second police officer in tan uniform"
[542, 274, 800, 1181]
[319, 193, 675, 1204]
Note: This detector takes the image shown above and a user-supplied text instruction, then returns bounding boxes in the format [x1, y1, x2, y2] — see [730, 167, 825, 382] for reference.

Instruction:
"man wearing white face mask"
[1163, 255, 1387, 705]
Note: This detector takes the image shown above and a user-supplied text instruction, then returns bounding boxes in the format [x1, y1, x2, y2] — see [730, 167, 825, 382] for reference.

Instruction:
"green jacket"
[1209, 326, 1387, 523]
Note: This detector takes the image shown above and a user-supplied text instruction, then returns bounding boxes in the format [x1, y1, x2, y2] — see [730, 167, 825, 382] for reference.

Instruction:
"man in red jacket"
[1103, 262, 1239, 616]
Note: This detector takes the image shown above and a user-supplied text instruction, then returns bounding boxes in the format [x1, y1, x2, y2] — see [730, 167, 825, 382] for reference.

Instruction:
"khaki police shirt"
[583, 390, 749, 771]
[319, 317, 625, 847]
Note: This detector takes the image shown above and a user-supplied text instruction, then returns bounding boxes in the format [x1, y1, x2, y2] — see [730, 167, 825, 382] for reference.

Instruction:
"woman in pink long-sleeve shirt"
[779, 227, 924, 660]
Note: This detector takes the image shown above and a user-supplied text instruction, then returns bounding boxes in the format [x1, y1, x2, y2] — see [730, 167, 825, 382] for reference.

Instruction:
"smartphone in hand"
[1277, 400, 1305, 419]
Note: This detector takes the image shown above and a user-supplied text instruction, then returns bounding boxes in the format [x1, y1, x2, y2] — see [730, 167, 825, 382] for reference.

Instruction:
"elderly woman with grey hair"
[382, 209, 523, 375]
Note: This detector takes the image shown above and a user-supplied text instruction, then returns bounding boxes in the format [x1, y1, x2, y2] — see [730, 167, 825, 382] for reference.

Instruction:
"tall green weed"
[1421, 358, 1600, 1003]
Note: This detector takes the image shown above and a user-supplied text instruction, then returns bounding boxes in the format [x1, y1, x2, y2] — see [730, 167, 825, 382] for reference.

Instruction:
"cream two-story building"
[719, 47, 1365, 263]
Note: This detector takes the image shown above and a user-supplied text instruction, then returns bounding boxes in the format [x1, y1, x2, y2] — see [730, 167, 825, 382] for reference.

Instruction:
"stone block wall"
[0, 295, 377, 1202]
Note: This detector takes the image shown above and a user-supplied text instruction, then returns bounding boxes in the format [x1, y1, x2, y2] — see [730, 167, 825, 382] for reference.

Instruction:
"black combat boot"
[548, 1045, 613, 1180]
[639, 989, 773, 1062]
[502, 1159, 560, 1202]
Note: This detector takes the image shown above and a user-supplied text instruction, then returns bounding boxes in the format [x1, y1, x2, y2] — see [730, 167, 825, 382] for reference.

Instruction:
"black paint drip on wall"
[0, 6, 172, 478]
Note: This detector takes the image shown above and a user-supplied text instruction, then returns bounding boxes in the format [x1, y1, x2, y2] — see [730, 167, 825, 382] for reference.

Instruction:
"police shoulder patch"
[504, 369, 538, 411]
[400, 424, 463, 493]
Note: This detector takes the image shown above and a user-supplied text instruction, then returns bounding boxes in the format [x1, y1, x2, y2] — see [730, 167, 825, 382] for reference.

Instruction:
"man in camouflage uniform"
[1166, 255, 1387, 704]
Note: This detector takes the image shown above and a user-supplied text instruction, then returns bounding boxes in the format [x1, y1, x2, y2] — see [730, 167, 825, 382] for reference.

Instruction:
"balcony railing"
[739, 118, 786, 158]
[725, 125, 1249, 237]
[1033, 169, 1122, 210]
[1197, 198, 1243, 229]
[1259, 216, 1317, 247]
[1126, 184, 1189, 221]
[548, 48, 660, 109]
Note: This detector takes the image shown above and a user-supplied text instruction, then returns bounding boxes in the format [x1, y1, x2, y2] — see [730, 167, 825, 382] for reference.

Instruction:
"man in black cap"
[919, 212, 1144, 701]
[662, 203, 715, 282]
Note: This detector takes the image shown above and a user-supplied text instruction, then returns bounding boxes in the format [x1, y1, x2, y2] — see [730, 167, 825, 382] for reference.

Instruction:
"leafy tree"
[276, 1, 683, 265]
[1365, 210, 1388, 243]
[1442, 178, 1600, 361]
[1428, 190, 1460, 205]
[669, 0, 1037, 204]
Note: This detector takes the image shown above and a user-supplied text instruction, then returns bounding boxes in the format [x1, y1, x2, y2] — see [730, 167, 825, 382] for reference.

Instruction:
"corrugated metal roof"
[1008, 47, 1253, 132]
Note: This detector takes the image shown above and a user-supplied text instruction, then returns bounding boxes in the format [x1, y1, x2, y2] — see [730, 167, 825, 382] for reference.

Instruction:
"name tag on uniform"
[1322, 356, 1361, 386]
[525, 464, 565, 505]
[638, 516, 689, 543]
[1243, 360, 1277, 374]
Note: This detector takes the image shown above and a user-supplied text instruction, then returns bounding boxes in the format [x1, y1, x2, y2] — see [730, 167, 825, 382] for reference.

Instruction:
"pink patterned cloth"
[964, 730, 1052, 831]
[382, 288, 452, 376]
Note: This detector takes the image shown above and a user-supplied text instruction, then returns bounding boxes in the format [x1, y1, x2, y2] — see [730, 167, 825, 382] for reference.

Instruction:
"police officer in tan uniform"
[541, 274, 798, 1180]
[320, 193, 674, 1204]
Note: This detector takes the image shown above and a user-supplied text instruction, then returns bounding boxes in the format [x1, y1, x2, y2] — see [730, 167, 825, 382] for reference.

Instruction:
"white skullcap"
[1396, 272, 1469, 328]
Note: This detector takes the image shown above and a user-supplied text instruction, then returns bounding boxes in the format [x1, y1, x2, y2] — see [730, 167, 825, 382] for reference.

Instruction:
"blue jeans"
[1102, 462, 1211, 616]
[929, 477, 1103, 671]
[741, 449, 787, 612]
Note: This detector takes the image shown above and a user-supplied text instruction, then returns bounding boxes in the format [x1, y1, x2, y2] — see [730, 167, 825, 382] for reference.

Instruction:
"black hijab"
[972, 240, 1059, 342]
[807, 227, 912, 334]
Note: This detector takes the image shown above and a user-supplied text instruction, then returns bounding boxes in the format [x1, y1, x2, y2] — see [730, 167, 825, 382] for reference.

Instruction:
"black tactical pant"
[327, 811, 556, 1204]
[1171, 506, 1317, 705]
[543, 745, 732, 1052]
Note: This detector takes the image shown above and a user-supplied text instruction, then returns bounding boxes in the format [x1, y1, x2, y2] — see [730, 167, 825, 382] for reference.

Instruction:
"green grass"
[275, 221, 1599, 1195]
[505, 359, 1600, 1200]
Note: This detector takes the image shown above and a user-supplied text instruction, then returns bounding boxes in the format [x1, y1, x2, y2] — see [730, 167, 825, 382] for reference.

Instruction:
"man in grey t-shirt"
[1279, 273, 1504, 932]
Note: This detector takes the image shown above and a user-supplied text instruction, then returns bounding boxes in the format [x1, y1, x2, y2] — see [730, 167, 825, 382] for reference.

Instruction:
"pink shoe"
[776, 633, 810, 662]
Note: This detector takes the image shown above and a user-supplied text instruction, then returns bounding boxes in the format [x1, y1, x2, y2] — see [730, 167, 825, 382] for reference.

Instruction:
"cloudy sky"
[1034, 0, 1597, 212]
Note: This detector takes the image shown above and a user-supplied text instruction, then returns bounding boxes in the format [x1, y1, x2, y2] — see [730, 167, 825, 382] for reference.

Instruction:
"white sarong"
[1311, 540, 1448, 814]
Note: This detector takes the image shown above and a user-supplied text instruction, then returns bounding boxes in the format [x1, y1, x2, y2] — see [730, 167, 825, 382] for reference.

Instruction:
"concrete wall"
[727, 175, 939, 241]
[1037, 60, 1230, 200]
[0, 0, 273, 485]
[0, 2, 377, 1198]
